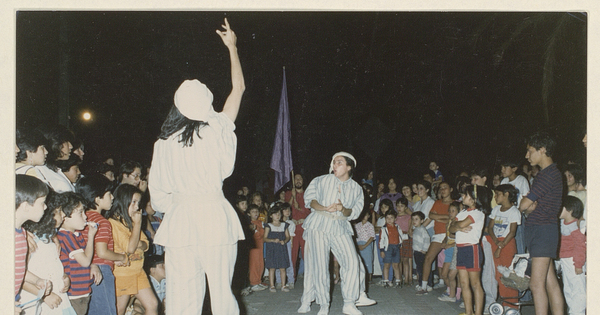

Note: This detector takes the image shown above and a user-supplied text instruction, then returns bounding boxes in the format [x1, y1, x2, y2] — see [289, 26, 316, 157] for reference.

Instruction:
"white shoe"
[342, 303, 363, 315]
[459, 301, 465, 308]
[297, 303, 311, 313]
[433, 282, 445, 289]
[355, 292, 376, 307]
[438, 295, 456, 302]
[415, 284, 422, 291]
[426, 285, 433, 292]
[317, 304, 329, 315]
[252, 284, 267, 291]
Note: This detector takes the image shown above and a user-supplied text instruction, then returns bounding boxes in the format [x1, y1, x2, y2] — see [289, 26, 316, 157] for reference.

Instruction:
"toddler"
[559, 196, 586, 315]
[379, 210, 406, 287]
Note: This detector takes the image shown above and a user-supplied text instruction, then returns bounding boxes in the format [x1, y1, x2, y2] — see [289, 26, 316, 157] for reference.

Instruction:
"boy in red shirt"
[379, 210, 407, 288]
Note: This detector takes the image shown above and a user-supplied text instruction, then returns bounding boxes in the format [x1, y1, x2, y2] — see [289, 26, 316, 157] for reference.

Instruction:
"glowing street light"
[82, 112, 92, 121]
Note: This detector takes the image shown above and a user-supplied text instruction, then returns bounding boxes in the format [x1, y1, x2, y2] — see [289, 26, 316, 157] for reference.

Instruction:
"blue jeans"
[357, 240, 374, 274]
[88, 264, 117, 315]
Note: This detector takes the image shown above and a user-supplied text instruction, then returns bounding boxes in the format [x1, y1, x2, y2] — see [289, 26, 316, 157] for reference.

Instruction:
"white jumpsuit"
[149, 111, 244, 315]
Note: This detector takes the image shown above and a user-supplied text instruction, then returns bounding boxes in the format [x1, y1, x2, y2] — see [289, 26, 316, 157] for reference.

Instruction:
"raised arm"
[216, 18, 245, 122]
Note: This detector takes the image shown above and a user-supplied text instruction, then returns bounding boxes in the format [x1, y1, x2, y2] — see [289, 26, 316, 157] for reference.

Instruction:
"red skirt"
[401, 238, 413, 258]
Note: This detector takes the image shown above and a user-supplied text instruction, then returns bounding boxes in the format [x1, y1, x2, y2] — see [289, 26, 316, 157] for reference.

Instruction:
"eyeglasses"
[129, 173, 141, 179]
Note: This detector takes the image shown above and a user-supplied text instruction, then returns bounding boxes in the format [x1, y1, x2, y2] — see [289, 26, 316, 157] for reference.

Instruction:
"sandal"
[281, 285, 290, 292]
[269, 286, 276, 293]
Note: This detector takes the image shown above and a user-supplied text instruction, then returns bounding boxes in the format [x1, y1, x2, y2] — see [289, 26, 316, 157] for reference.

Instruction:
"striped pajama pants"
[301, 229, 365, 306]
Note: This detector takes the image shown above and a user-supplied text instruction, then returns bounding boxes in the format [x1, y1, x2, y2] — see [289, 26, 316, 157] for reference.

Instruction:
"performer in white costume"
[148, 18, 245, 315]
[298, 152, 376, 315]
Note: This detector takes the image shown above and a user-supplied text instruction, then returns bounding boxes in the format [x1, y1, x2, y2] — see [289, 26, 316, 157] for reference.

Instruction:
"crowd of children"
[15, 122, 586, 315]
[15, 124, 166, 315]
[355, 133, 586, 315]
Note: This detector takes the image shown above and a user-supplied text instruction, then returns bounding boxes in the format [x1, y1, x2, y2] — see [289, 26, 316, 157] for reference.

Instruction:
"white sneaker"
[412, 274, 418, 280]
[459, 301, 465, 308]
[438, 295, 456, 302]
[433, 282, 445, 289]
[426, 285, 433, 292]
[342, 303, 363, 315]
[297, 303, 311, 313]
[252, 284, 267, 291]
[317, 304, 329, 315]
[355, 292, 376, 307]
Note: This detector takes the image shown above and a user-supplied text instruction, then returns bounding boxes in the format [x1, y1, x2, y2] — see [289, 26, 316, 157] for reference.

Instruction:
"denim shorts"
[382, 244, 401, 263]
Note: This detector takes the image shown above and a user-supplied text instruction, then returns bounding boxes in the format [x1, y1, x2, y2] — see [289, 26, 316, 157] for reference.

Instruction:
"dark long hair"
[464, 185, 492, 214]
[158, 105, 209, 147]
[106, 184, 142, 230]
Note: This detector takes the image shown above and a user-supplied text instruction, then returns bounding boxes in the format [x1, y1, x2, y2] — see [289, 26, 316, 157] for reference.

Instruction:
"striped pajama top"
[302, 174, 364, 236]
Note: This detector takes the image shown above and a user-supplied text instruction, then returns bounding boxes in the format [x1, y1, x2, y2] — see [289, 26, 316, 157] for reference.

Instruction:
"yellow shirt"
[109, 218, 149, 277]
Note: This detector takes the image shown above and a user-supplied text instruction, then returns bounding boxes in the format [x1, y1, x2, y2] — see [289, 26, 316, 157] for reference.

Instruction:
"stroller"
[488, 253, 534, 315]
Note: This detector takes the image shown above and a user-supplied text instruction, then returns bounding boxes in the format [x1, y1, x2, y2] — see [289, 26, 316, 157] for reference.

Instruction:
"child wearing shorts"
[379, 210, 407, 288]
[450, 185, 492, 315]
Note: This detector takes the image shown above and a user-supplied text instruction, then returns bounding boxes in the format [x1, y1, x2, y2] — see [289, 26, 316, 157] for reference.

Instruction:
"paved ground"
[239, 276, 536, 315]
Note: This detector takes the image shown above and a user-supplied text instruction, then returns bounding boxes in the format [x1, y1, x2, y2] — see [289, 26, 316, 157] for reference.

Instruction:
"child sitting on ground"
[145, 255, 167, 313]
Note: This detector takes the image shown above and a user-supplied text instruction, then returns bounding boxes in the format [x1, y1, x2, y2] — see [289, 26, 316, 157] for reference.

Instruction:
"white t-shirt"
[500, 175, 530, 207]
[376, 216, 386, 229]
[285, 219, 296, 237]
[455, 208, 485, 245]
[489, 205, 521, 238]
[413, 196, 435, 230]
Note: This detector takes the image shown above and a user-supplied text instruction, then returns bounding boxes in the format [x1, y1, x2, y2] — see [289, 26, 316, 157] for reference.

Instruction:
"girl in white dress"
[22, 193, 77, 315]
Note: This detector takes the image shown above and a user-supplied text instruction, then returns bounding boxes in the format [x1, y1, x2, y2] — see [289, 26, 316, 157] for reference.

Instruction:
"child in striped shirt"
[57, 192, 99, 315]
[15, 175, 51, 309]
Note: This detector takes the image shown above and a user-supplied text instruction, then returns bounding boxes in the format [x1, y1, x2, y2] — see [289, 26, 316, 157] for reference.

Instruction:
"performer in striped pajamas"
[298, 152, 376, 315]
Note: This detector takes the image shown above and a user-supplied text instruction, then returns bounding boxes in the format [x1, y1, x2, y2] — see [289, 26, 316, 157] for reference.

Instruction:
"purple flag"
[270, 68, 293, 194]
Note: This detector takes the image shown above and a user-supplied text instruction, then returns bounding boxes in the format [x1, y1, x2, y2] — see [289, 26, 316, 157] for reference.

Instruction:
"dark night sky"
[16, 11, 587, 198]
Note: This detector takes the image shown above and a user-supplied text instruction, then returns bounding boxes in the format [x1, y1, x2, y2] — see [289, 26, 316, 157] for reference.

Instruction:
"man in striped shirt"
[519, 132, 564, 315]
[298, 152, 375, 315]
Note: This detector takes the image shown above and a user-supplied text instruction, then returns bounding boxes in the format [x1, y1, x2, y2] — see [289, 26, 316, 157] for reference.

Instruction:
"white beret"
[174, 79, 214, 121]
